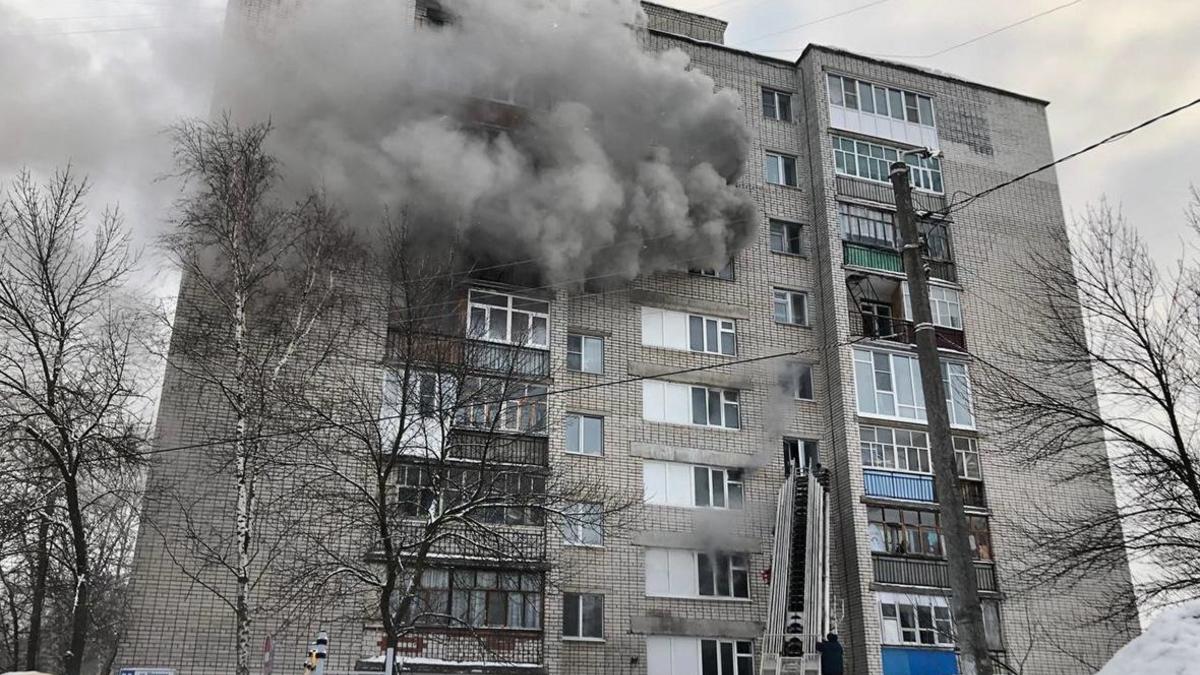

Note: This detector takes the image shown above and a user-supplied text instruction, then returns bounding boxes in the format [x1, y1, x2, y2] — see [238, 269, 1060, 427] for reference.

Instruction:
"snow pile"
[1096, 601, 1200, 675]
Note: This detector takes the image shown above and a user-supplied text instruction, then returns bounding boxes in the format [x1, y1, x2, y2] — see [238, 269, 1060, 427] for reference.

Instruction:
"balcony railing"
[863, 469, 988, 509]
[448, 430, 549, 467]
[836, 174, 948, 213]
[363, 627, 544, 673]
[873, 554, 998, 592]
[393, 522, 547, 564]
[842, 240, 957, 283]
[849, 311, 967, 352]
[388, 331, 551, 379]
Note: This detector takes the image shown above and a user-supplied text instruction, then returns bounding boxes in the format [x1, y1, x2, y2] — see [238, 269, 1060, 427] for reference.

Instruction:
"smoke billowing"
[222, 0, 759, 284]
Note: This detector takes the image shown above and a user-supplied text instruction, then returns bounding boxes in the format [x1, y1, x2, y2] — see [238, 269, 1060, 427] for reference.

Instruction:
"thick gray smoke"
[222, 0, 759, 284]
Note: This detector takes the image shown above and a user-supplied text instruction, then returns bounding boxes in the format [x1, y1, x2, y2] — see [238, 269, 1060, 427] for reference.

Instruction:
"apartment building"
[116, 2, 1139, 675]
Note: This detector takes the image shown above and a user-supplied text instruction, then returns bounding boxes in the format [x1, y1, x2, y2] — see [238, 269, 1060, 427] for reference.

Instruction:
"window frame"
[783, 437, 818, 474]
[690, 386, 741, 429]
[878, 594, 955, 647]
[562, 592, 604, 640]
[761, 87, 793, 122]
[765, 152, 799, 187]
[403, 568, 543, 630]
[566, 334, 604, 374]
[832, 135, 944, 194]
[460, 378, 548, 433]
[954, 435, 982, 480]
[696, 552, 750, 599]
[466, 289, 550, 348]
[564, 413, 604, 457]
[773, 288, 809, 326]
[692, 465, 745, 510]
[826, 74, 937, 129]
[701, 638, 754, 675]
[787, 362, 814, 401]
[768, 219, 804, 255]
[688, 314, 738, 356]
[860, 425, 931, 474]
[838, 202, 897, 249]
[561, 502, 604, 547]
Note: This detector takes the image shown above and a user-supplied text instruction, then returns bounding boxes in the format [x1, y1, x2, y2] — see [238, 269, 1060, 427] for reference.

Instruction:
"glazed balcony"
[863, 469, 987, 509]
[849, 310, 967, 352]
[842, 235, 957, 283]
[391, 522, 547, 564]
[872, 554, 998, 593]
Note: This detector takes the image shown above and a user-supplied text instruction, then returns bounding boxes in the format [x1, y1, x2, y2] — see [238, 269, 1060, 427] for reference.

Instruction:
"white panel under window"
[645, 549, 670, 595]
[643, 461, 669, 505]
[641, 307, 689, 351]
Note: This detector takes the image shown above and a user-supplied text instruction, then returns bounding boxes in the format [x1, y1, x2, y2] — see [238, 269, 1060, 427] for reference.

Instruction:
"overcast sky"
[1, 0, 1198, 263]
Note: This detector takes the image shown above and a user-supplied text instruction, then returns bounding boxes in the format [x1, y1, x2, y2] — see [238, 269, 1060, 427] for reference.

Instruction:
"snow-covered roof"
[1096, 601, 1200, 675]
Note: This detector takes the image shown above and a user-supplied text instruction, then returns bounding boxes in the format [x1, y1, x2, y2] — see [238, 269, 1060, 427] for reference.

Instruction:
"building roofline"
[799, 44, 1050, 106]
[646, 27, 797, 67]
[641, 1, 728, 29]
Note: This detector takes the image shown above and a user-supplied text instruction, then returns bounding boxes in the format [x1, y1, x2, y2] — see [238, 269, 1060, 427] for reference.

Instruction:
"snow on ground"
[1096, 600, 1200, 675]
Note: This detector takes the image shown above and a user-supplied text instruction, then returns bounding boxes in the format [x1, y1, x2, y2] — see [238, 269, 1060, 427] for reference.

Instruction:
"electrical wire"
[740, 0, 898, 45]
[865, 0, 1086, 59]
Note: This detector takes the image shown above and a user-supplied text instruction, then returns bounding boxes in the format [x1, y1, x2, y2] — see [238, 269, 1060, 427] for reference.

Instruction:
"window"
[769, 219, 803, 255]
[826, 74, 937, 128]
[646, 637, 753, 675]
[968, 515, 993, 561]
[954, 436, 981, 480]
[561, 502, 603, 546]
[467, 289, 550, 347]
[565, 414, 603, 456]
[784, 438, 818, 474]
[644, 549, 749, 599]
[867, 506, 943, 557]
[982, 601, 1004, 651]
[879, 593, 954, 646]
[690, 260, 736, 280]
[697, 552, 750, 598]
[773, 289, 808, 325]
[693, 466, 744, 509]
[562, 593, 604, 639]
[833, 136, 944, 194]
[839, 202, 896, 248]
[460, 379, 547, 433]
[860, 426, 931, 474]
[396, 464, 436, 517]
[567, 334, 604, 374]
[702, 639, 754, 675]
[403, 569, 542, 629]
[765, 152, 798, 187]
[762, 87, 792, 122]
[941, 361, 974, 428]
[643, 461, 743, 510]
[854, 349, 924, 421]
[691, 386, 740, 429]
[785, 362, 814, 400]
[642, 308, 736, 355]
[689, 315, 737, 356]
[928, 285, 963, 329]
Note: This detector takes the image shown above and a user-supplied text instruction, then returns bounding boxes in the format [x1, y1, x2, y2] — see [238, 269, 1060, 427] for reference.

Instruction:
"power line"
[741, 0, 899, 45]
[943, 94, 1200, 215]
[14, 338, 865, 473]
[865, 0, 1086, 59]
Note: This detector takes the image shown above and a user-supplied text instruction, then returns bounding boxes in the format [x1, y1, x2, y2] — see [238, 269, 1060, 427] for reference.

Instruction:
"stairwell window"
[762, 87, 793, 121]
[564, 413, 603, 456]
[773, 289, 808, 325]
[562, 592, 604, 640]
[765, 152, 798, 187]
[941, 361, 975, 428]
[561, 502, 603, 546]
[691, 387, 740, 429]
[566, 334, 604, 374]
[769, 219, 803, 255]
[697, 552, 750, 598]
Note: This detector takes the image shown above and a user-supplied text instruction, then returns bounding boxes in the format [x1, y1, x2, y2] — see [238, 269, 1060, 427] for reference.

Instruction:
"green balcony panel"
[844, 242, 903, 273]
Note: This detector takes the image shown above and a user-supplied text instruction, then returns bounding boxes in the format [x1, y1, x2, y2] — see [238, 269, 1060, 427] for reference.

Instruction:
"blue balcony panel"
[881, 647, 958, 675]
[863, 469, 935, 503]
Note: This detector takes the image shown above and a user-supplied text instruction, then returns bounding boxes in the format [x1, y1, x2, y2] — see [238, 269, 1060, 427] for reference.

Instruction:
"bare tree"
[286, 219, 636, 666]
[152, 116, 356, 675]
[0, 169, 155, 675]
[981, 194, 1200, 620]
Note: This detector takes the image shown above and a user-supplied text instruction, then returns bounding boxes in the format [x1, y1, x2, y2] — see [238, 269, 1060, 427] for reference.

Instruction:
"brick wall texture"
[116, 3, 1140, 675]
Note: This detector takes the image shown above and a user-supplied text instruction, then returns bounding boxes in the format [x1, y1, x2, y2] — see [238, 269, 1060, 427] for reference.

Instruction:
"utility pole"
[890, 158, 993, 675]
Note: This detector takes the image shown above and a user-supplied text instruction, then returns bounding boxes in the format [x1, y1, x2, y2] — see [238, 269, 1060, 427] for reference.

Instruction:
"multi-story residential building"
[116, 2, 1139, 675]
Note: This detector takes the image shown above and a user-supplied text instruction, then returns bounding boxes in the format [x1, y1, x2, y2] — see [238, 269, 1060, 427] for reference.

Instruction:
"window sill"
[766, 182, 803, 191]
[564, 450, 605, 459]
[566, 369, 606, 376]
[774, 321, 813, 329]
[562, 636, 606, 644]
[563, 543, 606, 550]
[643, 502, 745, 513]
[644, 420, 741, 433]
[770, 249, 808, 259]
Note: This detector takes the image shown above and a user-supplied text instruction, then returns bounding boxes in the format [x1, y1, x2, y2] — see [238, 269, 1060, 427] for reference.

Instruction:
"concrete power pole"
[889, 159, 994, 675]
